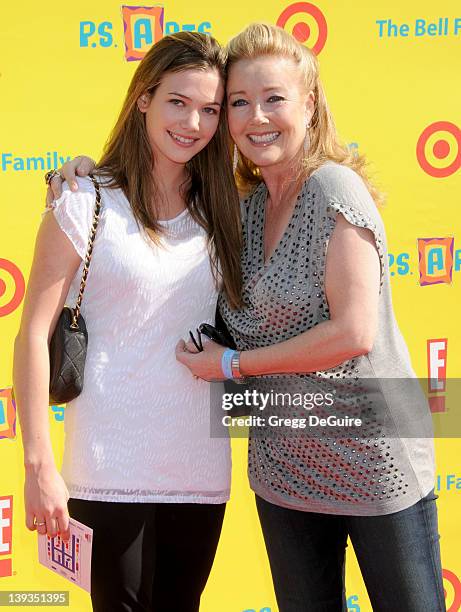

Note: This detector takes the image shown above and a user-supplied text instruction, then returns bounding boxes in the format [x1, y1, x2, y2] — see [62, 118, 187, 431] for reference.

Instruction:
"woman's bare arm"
[13, 212, 82, 539]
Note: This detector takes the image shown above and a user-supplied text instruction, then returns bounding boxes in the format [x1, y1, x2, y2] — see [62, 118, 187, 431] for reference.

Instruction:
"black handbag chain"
[70, 175, 102, 328]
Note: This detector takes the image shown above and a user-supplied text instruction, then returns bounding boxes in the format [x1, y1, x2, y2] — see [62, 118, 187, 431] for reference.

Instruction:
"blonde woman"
[179, 24, 444, 612]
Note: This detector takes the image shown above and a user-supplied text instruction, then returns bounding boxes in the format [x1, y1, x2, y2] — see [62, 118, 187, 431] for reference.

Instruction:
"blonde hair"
[226, 23, 383, 205]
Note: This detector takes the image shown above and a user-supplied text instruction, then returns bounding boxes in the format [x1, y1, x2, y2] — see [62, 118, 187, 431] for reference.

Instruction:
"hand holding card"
[38, 518, 93, 593]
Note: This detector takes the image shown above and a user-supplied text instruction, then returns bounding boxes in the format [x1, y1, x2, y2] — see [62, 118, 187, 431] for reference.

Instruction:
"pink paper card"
[38, 518, 93, 593]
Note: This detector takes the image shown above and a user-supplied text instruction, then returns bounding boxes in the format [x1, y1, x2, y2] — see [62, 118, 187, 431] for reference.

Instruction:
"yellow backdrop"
[1, 1, 460, 610]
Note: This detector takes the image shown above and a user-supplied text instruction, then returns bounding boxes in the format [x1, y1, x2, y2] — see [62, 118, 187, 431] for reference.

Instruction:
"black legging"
[68, 499, 226, 612]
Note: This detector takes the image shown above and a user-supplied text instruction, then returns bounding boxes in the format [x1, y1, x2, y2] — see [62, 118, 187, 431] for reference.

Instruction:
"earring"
[233, 144, 239, 173]
[303, 117, 311, 157]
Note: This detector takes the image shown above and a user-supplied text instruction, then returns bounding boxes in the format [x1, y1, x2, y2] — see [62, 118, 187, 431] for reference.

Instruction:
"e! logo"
[0, 496, 13, 578]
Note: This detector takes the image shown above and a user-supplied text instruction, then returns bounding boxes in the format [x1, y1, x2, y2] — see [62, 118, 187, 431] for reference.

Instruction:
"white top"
[52, 177, 231, 504]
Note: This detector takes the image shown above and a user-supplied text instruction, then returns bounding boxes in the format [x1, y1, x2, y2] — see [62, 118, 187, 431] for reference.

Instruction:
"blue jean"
[256, 490, 445, 612]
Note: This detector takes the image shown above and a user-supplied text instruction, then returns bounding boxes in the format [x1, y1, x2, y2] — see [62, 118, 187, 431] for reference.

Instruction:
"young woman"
[48, 23, 445, 612]
[14, 32, 242, 612]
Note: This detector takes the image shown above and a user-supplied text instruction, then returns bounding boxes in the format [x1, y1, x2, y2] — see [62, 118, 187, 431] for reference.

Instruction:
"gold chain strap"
[70, 175, 102, 329]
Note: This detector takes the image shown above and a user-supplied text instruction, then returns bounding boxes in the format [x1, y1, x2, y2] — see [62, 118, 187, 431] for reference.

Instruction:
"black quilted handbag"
[48, 175, 102, 404]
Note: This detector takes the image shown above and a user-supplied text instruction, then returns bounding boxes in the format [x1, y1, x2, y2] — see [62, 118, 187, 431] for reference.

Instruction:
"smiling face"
[137, 68, 224, 167]
[227, 55, 314, 172]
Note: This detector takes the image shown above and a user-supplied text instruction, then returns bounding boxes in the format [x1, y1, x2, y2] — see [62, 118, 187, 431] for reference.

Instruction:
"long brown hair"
[97, 32, 242, 308]
[226, 23, 383, 206]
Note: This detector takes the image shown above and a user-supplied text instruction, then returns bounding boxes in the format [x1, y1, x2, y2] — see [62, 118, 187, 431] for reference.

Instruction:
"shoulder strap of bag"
[70, 174, 102, 329]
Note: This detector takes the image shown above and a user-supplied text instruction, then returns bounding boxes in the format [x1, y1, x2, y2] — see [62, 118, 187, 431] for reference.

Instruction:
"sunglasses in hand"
[188, 323, 231, 352]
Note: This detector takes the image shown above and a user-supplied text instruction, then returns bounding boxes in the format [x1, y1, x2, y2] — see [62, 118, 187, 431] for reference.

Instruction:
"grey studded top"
[219, 162, 435, 516]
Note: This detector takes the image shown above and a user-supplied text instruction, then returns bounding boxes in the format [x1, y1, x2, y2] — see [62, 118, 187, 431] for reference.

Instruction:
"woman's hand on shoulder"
[24, 464, 70, 541]
[46, 156, 96, 206]
[175, 338, 227, 381]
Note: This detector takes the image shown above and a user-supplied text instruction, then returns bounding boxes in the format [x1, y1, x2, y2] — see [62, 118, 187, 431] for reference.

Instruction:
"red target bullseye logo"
[443, 569, 461, 612]
[276, 2, 328, 55]
[0, 259, 25, 317]
[416, 121, 461, 178]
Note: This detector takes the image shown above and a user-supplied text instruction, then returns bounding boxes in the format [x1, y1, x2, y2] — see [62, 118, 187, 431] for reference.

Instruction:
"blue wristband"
[221, 349, 236, 379]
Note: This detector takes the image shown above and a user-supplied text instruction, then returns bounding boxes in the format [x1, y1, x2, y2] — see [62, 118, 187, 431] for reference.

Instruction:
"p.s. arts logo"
[0, 388, 16, 440]
[417, 121, 461, 178]
[389, 238, 460, 286]
[79, 5, 212, 61]
[121, 5, 164, 61]
[443, 569, 461, 612]
[418, 238, 454, 286]
[276, 2, 327, 54]
[0, 259, 25, 318]
[0, 496, 13, 578]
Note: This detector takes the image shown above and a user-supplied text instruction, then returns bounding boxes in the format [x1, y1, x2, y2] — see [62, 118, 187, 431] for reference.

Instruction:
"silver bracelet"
[231, 351, 244, 379]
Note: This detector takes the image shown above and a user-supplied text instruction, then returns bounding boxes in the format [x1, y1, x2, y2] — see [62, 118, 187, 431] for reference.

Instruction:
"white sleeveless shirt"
[53, 177, 230, 504]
